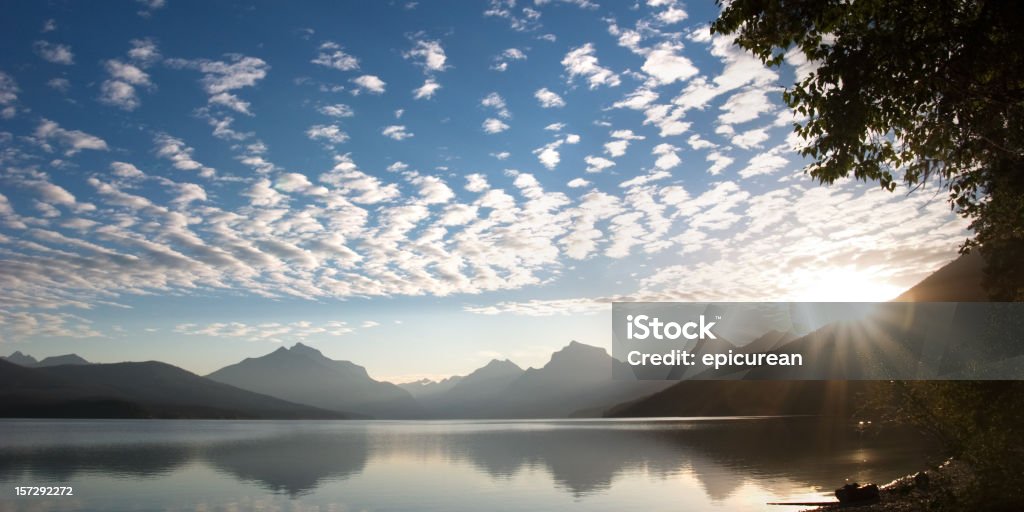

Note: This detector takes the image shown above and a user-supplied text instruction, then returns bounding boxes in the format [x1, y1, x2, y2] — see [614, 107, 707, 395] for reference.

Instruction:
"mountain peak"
[559, 340, 605, 355]
[3, 351, 40, 366]
[288, 342, 327, 359]
[547, 341, 609, 368]
[484, 358, 519, 369]
[35, 354, 91, 367]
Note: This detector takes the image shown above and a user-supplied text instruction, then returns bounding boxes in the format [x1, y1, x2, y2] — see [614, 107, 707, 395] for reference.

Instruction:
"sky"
[0, 0, 968, 382]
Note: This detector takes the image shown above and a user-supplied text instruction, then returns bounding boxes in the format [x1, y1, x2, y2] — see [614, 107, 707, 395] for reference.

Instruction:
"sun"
[791, 267, 904, 302]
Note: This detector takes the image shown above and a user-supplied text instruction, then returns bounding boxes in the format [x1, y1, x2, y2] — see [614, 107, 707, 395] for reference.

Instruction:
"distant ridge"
[431, 341, 673, 419]
[415, 358, 524, 417]
[1, 351, 91, 368]
[398, 376, 463, 398]
[0, 358, 347, 419]
[894, 252, 986, 302]
[207, 343, 423, 419]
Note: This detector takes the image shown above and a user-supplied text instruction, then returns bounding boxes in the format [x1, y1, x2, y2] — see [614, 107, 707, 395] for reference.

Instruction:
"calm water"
[0, 418, 936, 512]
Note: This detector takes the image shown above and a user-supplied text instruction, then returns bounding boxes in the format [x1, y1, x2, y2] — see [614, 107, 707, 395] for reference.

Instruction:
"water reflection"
[206, 432, 370, 497]
[0, 418, 937, 511]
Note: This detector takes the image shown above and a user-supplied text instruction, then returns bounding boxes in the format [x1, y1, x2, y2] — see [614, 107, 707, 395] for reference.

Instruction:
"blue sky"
[0, 0, 967, 381]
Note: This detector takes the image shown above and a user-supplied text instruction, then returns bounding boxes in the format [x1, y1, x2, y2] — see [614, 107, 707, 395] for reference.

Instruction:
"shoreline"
[805, 459, 971, 512]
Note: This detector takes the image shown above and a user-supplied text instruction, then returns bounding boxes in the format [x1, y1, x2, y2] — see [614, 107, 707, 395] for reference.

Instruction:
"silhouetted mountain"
[398, 375, 463, 398]
[453, 341, 673, 418]
[2, 351, 39, 367]
[207, 343, 422, 418]
[2, 351, 91, 368]
[606, 380, 874, 417]
[0, 358, 344, 419]
[895, 251, 986, 301]
[35, 354, 91, 367]
[416, 359, 524, 417]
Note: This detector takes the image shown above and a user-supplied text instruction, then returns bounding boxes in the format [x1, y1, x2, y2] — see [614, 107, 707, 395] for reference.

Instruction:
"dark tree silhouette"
[712, 0, 1024, 300]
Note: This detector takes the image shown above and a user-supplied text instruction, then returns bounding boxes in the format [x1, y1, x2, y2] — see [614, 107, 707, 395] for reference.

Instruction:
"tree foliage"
[712, 0, 1024, 299]
[868, 381, 1024, 510]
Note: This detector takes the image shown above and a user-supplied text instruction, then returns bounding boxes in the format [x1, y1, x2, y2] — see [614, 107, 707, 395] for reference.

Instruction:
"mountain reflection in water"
[0, 418, 936, 511]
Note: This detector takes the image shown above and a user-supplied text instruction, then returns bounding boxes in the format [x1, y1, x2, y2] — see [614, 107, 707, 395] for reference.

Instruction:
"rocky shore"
[809, 459, 975, 511]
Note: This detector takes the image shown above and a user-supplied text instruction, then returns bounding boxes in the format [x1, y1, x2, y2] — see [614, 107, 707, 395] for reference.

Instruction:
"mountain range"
[0, 358, 344, 419]
[1, 351, 91, 368]
[0, 252, 993, 420]
[206, 343, 423, 419]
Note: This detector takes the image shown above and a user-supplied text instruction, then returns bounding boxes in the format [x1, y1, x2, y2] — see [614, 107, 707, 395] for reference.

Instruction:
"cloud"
[584, 155, 615, 173]
[408, 173, 455, 204]
[208, 92, 252, 115]
[208, 116, 252, 141]
[533, 135, 578, 170]
[484, 0, 542, 32]
[46, 77, 69, 93]
[351, 74, 386, 94]
[464, 173, 489, 192]
[612, 88, 658, 110]
[312, 41, 360, 70]
[306, 124, 349, 145]
[244, 178, 285, 206]
[652, 143, 681, 170]
[34, 119, 108, 156]
[169, 54, 269, 114]
[731, 127, 770, 149]
[176, 320, 353, 342]
[687, 133, 716, 150]
[0, 72, 17, 105]
[739, 146, 789, 178]
[491, 47, 526, 71]
[481, 92, 510, 118]
[641, 42, 698, 85]
[136, 0, 166, 16]
[561, 43, 620, 89]
[719, 87, 774, 125]
[465, 297, 609, 316]
[99, 42, 158, 111]
[404, 39, 448, 72]
[382, 125, 413, 140]
[706, 151, 734, 175]
[193, 55, 269, 95]
[276, 172, 328, 197]
[567, 178, 590, 188]
[603, 129, 644, 157]
[482, 118, 509, 134]
[654, 2, 688, 24]
[154, 133, 215, 177]
[534, 87, 565, 108]
[672, 35, 778, 113]
[33, 41, 74, 65]
[413, 78, 441, 99]
[0, 311, 102, 339]
[110, 161, 146, 179]
[643, 104, 691, 137]
[318, 103, 354, 117]
[128, 38, 161, 65]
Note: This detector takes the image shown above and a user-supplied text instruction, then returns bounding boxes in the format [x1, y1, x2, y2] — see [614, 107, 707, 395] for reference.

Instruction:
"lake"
[0, 418, 936, 511]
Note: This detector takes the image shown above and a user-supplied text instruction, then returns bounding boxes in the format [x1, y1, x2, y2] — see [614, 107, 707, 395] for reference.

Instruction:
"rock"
[914, 471, 930, 490]
[835, 482, 881, 504]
